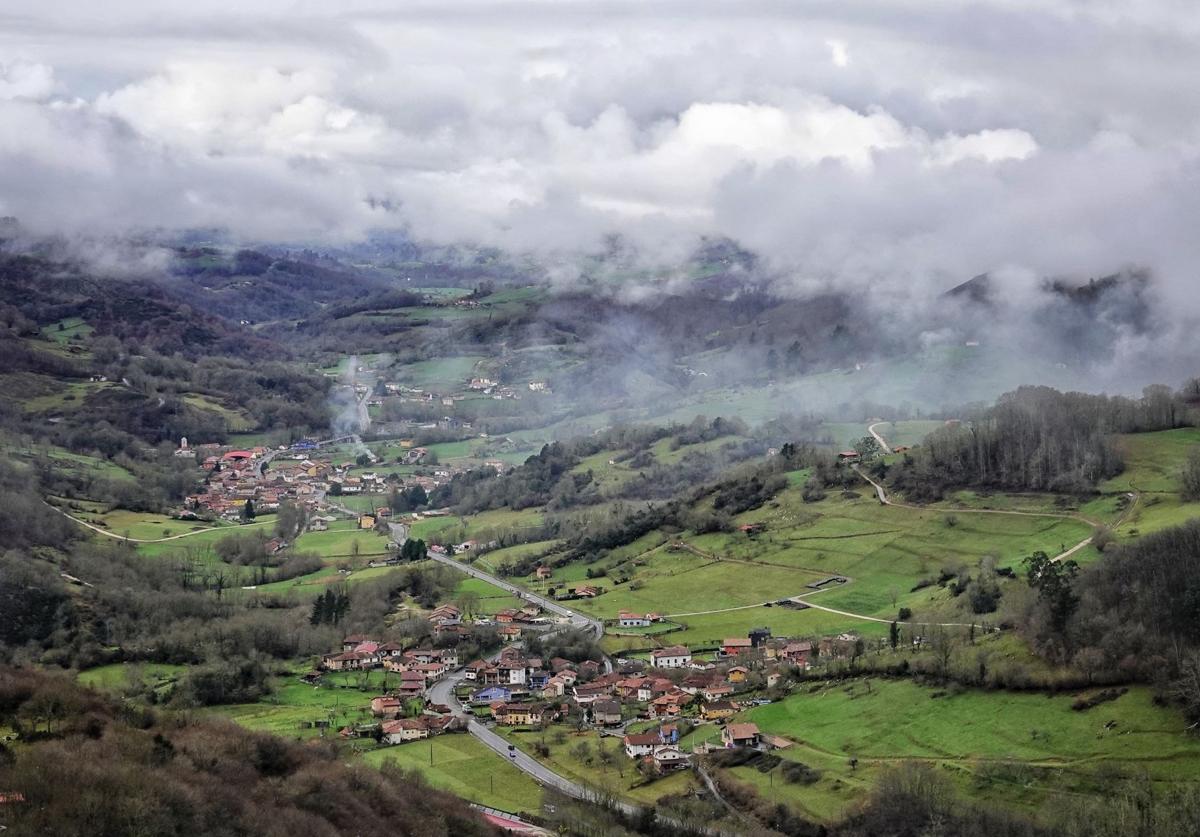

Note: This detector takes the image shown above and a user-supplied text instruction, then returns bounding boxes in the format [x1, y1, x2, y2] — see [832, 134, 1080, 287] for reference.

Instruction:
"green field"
[729, 678, 1200, 821]
[41, 316, 93, 344]
[534, 483, 1092, 641]
[85, 509, 227, 540]
[498, 725, 696, 805]
[19, 445, 135, 484]
[21, 379, 117, 413]
[78, 662, 187, 694]
[394, 356, 487, 390]
[211, 670, 395, 737]
[182, 393, 256, 431]
[360, 735, 546, 814]
[1102, 428, 1200, 493]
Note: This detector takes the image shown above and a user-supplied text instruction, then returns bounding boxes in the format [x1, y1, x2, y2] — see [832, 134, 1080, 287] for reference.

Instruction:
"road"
[867, 421, 894, 454]
[401, 525, 694, 826]
[395, 524, 605, 644]
[51, 432, 364, 544]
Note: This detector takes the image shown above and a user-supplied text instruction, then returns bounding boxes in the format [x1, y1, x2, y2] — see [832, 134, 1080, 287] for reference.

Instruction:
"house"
[464, 659, 490, 681]
[497, 624, 522, 642]
[702, 700, 738, 721]
[722, 723, 761, 749]
[836, 450, 860, 462]
[617, 611, 652, 628]
[497, 661, 528, 685]
[322, 650, 372, 671]
[428, 604, 461, 626]
[381, 718, 430, 744]
[819, 632, 862, 660]
[591, 699, 622, 726]
[721, 637, 753, 657]
[650, 645, 692, 669]
[782, 641, 813, 667]
[413, 662, 448, 682]
[637, 678, 675, 703]
[471, 685, 512, 705]
[358, 514, 376, 530]
[573, 585, 601, 598]
[573, 682, 614, 704]
[541, 674, 572, 698]
[702, 683, 735, 702]
[616, 676, 648, 699]
[370, 696, 404, 717]
[652, 746, 690, 771]
[396, 671, 427, 697]
[680, 673, 718, 695]
[658, 722, 680, 744]
[495, 703, 549, 726]
[726, 666, 749, 684]
[650, 691, 692, 718]
[624, 732, 659, 758]
[342, 634, 373, 652]
[535, 565, 553, 580]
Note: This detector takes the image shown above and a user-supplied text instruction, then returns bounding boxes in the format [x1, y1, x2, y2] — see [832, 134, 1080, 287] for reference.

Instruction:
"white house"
[650, 645, 692, 669]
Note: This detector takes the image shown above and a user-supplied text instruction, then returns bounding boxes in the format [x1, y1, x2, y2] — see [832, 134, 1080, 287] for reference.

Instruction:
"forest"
[0, 668, 498, 837]
[887, 385, 1196, 499]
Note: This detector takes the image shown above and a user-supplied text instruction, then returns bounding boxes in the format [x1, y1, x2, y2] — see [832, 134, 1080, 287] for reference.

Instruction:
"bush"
[780, 761, 822, 785]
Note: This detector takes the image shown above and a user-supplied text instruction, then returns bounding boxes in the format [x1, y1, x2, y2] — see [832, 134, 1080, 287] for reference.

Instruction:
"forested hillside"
[0, 668, 498, 837]
[887, 385, 1193, 499]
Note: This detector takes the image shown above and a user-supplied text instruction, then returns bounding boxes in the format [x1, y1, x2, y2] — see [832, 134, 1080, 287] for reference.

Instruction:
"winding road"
[867, 421, 894, 454]
[403, 528, 670, 824]
[850, 464, 1117, 564]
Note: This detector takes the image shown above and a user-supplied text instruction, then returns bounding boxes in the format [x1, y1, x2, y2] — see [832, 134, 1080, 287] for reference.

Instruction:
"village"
[316, 610, 868, 776]
[171, 435, 506, 531]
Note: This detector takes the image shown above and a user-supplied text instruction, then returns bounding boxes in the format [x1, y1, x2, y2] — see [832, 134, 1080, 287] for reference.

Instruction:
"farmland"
[359, 735, 546, 814]
[724, 677, 1200, 821]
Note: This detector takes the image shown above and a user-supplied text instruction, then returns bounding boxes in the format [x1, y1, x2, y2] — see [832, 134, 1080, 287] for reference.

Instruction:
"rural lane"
[400, 530, 606, 645]
[867, 422, 894, 454]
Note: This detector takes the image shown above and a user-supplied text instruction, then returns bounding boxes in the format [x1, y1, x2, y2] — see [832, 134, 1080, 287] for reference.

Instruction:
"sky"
[2, 0, 1200, 312]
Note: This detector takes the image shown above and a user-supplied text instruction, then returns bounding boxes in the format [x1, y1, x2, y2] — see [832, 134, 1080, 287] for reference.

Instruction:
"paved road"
[396, 526, 605, 644]
[52, 432, 363, 544]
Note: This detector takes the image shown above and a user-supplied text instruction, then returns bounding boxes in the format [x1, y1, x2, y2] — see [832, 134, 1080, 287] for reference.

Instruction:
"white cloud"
[0, 61, 56, 101]
[0, 0, 1197, 318]
[826, 39, 850, 68]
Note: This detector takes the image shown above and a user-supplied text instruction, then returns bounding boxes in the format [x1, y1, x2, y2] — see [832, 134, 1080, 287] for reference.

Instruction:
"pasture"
[731, 677, 1200, 820]
[359, 735, 545, 814]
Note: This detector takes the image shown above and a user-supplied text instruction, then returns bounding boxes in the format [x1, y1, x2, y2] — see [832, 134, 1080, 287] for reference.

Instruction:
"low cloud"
[0, 0, 1198, 346]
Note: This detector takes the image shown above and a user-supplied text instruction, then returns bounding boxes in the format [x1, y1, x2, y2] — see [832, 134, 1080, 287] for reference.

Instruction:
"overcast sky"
[2, 0, 1200, 308]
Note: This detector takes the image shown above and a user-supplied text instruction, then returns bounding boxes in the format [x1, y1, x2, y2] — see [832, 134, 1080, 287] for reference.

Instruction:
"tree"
[854, 435, 881, 463]
[241, 499, 256, 522]
[1024, 551, 1080, 634]
[1181, 449, 1200, 501]
[455, 590, 480, 619]
[889, 620, 900, 650]
[275, 501, 307, 540]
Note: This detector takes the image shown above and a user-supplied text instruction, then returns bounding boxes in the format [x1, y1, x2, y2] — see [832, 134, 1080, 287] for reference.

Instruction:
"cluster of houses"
[317, 619, 864, 768]
[321, 636, 459, 698]
[173, 437, 493, 530]
[176, 441, 393, 522]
